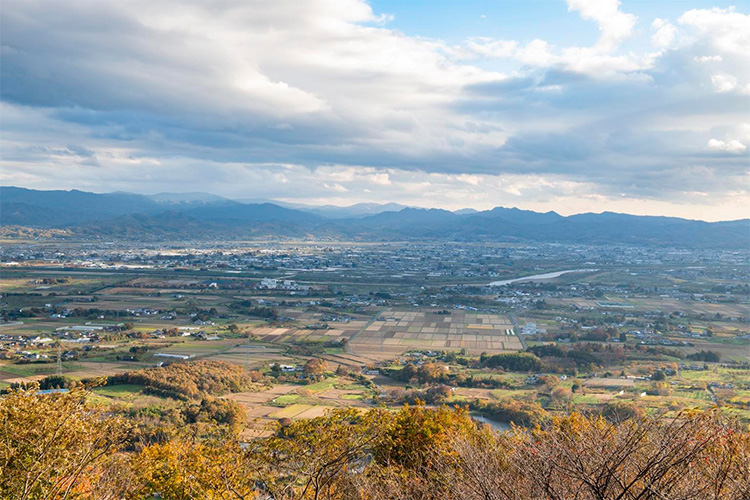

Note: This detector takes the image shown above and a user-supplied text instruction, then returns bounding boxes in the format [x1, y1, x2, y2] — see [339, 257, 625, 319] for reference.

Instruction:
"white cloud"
[678, 7, 750, 56]
[695, 55, 722, 62]
[651, 18, 677, 49]
[465, 1, 647, 79]
[706, 138, 747, 153]
[566, 0, 637, 50]
[323, 182, 349, 193]
[464, 38, 518, 58]
[515, 39, 558, 67]
[369, 173, 391, 186]
[711, 74, 737, 93]
[1, 0, 749, 220]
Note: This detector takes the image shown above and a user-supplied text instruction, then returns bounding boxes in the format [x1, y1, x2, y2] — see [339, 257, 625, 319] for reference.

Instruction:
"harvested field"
[583, 378, 635, 388]
[224, 384, 300, 405]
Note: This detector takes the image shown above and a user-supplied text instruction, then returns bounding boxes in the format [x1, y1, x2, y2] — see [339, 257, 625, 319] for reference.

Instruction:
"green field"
[273, 393, 300, 405]
[94, 384, 144, 399]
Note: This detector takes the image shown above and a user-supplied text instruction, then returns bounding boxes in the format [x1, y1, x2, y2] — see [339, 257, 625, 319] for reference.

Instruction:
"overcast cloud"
[1, 0, 748, 220]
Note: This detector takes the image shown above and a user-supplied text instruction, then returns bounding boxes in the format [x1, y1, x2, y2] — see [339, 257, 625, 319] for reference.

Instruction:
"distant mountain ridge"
[236, 200, 411, 218]
[1, 187, 747, 248]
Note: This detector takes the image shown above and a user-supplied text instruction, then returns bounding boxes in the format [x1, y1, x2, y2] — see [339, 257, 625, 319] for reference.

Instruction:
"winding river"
[489, 268, 598, 287]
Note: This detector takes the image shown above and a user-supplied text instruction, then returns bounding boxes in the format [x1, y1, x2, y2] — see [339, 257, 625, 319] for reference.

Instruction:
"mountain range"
[1, 187, 748, 248]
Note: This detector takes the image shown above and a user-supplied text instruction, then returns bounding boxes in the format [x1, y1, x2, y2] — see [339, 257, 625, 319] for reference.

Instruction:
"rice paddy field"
[248, 308, 523, 358]
[547, 296, 749, 318]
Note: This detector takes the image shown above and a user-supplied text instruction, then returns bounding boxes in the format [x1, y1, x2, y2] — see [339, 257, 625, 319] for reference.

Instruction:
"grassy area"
[573, 394, 603, 404]
[273, 394, 300, 405]
[86, 394, 115, 406]
[341, 394, 364, 400]
[94, 384, 144, 398]
[0, 362, 85, 377]
[271, 404, 313, 419]
[304, 380, 337, 392]
[673, 389, 711, 401]
[339, 383, 370, 391]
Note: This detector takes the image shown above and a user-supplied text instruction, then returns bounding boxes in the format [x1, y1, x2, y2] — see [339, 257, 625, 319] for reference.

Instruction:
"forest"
[106, 360, 256, 400]
[1, 383, 748, 500]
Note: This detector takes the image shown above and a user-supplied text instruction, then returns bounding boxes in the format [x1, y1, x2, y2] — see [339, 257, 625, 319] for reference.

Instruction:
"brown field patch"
[583, 378, 635, 388]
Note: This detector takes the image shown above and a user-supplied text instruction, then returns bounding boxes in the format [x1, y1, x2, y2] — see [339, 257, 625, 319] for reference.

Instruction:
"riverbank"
[489, 268, 598, 287]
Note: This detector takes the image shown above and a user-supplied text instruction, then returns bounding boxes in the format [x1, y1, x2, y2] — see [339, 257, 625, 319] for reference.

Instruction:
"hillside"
[2, 187, 748, 248]
[2, 385, 747, 499]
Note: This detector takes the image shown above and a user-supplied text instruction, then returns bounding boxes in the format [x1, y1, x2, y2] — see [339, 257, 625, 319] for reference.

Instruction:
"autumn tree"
[249, 408, 388, 500]
[437, 410, 750, 500]
[134, 435, 258, 500]
[303, 358, 329, 379]
[0, 385, 131, 500]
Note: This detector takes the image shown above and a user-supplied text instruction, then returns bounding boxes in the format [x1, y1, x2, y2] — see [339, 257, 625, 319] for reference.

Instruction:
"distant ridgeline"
[2, 187, 748, 248]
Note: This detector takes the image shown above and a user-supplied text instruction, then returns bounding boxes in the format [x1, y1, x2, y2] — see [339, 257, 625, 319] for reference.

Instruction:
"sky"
[1, 0, 749, 221]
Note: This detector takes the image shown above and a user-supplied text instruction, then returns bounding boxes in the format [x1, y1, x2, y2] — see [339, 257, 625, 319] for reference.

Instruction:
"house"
[260, 278, 278, 289]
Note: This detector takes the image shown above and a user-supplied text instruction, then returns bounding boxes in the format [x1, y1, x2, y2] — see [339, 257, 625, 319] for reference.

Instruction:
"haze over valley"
[1, 0, 749, 498]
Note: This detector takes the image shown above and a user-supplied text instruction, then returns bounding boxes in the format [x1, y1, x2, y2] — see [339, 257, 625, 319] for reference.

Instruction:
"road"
[509, 314, 528, 350]
[346, 307, 385, 354]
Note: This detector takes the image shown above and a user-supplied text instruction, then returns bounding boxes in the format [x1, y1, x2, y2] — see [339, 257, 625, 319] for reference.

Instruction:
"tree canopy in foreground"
[1, 385, 748, 500]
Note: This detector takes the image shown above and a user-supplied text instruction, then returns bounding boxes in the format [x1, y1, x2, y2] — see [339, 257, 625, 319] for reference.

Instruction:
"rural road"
[346, 307, 385, 355]
[509, 314, 528, 350]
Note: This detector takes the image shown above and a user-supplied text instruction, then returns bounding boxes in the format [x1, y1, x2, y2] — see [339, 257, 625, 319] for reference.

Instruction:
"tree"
[483, 352, 543, 372]
[304, 358, 329, 379]
[2, 376, 749, 500]
[252, 408, 388, 500]
[135, 435, 257, 500]
[433, 410, 749, 500]
[0, 385, 131, 500]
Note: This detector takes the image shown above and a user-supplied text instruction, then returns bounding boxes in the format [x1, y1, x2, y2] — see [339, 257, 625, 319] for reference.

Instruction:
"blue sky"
[1, 0, 748, 220]
[372, 1, 721, 43]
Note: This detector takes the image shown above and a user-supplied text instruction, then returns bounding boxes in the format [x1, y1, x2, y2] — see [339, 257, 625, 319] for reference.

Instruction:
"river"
[472, 415, 511, 431]
[488, 268, 598, 287]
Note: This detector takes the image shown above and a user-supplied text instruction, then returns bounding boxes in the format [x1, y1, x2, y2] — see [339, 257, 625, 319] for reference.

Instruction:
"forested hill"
[2, 187, 748, 248]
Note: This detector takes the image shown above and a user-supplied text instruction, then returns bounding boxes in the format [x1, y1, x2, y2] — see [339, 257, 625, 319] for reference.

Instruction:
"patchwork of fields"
[248, 309, 523, 357]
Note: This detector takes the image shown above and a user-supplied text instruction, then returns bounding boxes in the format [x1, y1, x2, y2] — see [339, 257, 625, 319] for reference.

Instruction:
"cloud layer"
[1, 0, 748, 220]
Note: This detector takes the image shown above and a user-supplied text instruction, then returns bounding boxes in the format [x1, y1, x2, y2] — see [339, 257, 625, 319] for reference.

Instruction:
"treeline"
[387, 341, 705, 390]
[228, 299, 278, 319]
[33, 277, 71, 284]
[129, 396, 247, 436]
[4, 374, 83, 393]
[2, 387, 748, 500]
[481, 352, 543, 371]
[385, 361, 512, 389]
[384, 384, 549, 427]
[687, 350, 721, 362]
[525, 342, 672, 372]
[4, 306, 125, 321]
[468, 398, 547, 427]
[108, 360, 253, 400]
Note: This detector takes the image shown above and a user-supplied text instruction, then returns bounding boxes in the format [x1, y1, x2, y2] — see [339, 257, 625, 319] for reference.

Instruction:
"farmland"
[1, 239, 748, 429]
